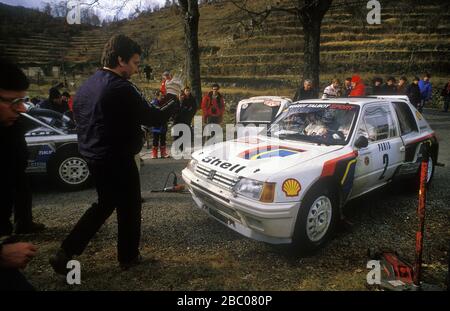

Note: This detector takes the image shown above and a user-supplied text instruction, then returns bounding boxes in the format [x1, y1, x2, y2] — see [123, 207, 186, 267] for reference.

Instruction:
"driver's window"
[357, 105, 397, 142]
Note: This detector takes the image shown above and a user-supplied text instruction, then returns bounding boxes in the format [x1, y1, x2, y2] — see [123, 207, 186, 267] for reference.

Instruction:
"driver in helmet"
[303, 112, 327, 136]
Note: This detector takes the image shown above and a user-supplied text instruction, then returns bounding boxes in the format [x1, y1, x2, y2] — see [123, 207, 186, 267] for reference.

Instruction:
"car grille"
[195, 164, 238, 189]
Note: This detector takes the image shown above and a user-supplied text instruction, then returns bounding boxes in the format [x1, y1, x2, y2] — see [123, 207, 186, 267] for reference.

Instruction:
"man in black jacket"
[49, 35, 180, 273]
[0, 59, 38, 290]
[173, 86, 198, 153]
[406, 77, 421, 109]
[293, 79, 316, 101]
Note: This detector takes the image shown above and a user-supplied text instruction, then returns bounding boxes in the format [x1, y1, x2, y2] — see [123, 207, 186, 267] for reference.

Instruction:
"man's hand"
[0, 242, 37, 269]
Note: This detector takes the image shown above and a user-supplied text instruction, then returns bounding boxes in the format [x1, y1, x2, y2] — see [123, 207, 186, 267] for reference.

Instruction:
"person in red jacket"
[349, 75, 366, 97]
[160, 71, 172, 96]
[201, 83, 225, 124]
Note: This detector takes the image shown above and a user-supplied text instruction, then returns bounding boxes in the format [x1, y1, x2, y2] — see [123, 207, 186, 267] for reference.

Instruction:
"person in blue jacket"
[150, 90, 169, 159]
[418, 73, 432, 113]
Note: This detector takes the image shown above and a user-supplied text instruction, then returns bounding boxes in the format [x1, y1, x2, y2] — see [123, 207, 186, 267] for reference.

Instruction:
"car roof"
[292, 97, 390, 106]
[239, 96, 291, 103]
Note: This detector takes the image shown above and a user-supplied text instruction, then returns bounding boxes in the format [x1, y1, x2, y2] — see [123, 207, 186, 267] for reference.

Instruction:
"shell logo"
[282, 178, 301, 197]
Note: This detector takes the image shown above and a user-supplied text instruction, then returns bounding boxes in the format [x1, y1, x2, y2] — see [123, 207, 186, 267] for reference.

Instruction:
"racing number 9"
[379, 154, 389, 180]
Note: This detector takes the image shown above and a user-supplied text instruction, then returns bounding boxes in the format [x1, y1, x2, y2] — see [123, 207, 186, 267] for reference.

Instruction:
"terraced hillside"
[0, 1, 449, 87]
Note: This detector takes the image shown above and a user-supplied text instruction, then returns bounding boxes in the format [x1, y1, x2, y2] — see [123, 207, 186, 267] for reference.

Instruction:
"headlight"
[233, 178, 263, 200]
[233, 178, 276, 203]
[187, 159, 198, 172]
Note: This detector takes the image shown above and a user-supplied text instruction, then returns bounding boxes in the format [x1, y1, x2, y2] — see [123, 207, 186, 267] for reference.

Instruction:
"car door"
[351, 102, 405, 198]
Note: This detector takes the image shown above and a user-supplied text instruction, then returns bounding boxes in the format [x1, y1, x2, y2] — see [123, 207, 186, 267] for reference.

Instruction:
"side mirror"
[354, 136, 369, 149]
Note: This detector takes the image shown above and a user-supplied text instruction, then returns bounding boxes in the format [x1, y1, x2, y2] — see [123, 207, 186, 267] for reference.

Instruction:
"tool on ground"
[150, 171, 186, 193]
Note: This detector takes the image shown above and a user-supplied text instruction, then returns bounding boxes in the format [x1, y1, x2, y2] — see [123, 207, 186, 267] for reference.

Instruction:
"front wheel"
[291, 187, 338, 255]
[49, 148, 91, 191]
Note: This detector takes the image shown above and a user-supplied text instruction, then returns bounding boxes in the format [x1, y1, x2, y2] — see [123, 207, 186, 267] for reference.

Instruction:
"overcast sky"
[0, 0, 167, 20]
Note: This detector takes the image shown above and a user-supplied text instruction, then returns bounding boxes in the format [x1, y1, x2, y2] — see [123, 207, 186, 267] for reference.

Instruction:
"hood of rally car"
[193, 136, 343, 178]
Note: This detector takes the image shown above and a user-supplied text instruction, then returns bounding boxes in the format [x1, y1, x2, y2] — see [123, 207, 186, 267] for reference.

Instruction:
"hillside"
[0, 1, 449, 88]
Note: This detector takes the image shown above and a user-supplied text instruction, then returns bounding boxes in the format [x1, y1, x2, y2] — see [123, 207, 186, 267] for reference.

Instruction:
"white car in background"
[235, 96, 292, 126]
[182, 98, 439, 252]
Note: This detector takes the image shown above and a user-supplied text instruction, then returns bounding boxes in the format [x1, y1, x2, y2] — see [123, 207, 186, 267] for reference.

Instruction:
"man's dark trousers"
[61, 155, 141, 263]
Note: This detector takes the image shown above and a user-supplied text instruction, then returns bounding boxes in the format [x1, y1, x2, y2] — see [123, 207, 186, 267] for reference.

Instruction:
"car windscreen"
[268, 103, 359, 145]
[239, 101, 280, 123]
[27, 108, 75, 131]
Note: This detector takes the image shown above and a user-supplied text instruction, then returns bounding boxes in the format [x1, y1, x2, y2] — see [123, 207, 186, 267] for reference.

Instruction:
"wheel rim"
[59, 157, 89, 185]
[427, 157, 433, 183]
[306, 195, 333, 242]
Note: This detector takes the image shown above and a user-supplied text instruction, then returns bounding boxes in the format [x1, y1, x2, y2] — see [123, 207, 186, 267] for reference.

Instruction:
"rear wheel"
[291, 186, 338, 255]
[49, 147, 91, 191]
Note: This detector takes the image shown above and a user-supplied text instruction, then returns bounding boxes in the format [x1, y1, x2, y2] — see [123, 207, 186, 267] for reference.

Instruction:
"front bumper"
[182, 168, 300, 244]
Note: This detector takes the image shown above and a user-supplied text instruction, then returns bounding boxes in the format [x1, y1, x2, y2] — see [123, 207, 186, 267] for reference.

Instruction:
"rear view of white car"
[183, 98, 439, 253]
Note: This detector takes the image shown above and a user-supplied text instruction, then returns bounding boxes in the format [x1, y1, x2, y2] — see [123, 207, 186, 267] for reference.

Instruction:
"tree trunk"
[179, 0, 202, 105]
[298, 0, 332, 97]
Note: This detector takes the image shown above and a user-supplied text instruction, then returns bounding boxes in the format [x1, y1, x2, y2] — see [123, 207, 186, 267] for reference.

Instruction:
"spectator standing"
[382, 77, 397, 95]
[371, 77, 383, 95]
[397, 76, 408, 95]
[201, 83, 225, 124]
[160, 71, 172, 96]
[343, 77, 352, 97]
[349, 75, 366, 97]
[293, 79, 315, 101]
[441, 79, 450, 113]
[322, 78, 341, 99]
[173, 86, 198, 152]
[143, 65, 153, 82]
[418, 73, 432, 113]
[406, 76, 421, 109]
[150, 90, 168, 159]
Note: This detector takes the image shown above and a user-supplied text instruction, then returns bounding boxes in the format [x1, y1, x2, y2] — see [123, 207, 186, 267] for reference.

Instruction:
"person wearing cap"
[406, 76, 421, 108]
[349, 75, 366, 97]
[160, 71, 172, 96]
[201, 83, 225, 124]
[0, 58, 39, 290]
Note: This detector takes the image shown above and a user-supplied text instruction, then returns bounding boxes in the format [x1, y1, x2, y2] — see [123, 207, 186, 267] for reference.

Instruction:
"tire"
[48, 147, 91, 191]
[291, 186, 339, 255]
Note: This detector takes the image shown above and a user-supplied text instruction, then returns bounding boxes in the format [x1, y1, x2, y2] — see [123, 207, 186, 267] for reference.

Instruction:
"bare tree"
[230, 0, 333, 96]
[179, 0, 202, 105]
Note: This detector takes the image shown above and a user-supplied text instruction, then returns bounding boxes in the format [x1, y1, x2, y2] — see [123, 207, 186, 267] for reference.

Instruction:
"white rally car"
[182, 98, 439, 252]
